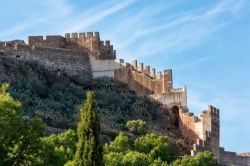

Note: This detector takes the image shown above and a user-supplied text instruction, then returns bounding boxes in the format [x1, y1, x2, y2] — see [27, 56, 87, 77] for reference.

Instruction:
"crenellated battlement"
[114, 58, 187, 110]
[209, 105, 220, 116]
[27, 32, 116, 60]
[114, 59, 177, 96]
[116, 59, 173, 83]
[65, 32, 100, 41]
[130, 59, 159, 79]
[64, 32, 115, 60]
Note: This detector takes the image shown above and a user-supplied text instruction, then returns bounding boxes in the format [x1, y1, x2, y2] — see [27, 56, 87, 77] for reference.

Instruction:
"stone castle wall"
[219, 148, 250, 166]
[28, 32, 116, 60]
[115, 60, 173, 95]
[185, 106, 250, 166]
[114, 59, 187, 109]
[28, 35, 66, 48]
[181, 106, 220, 156]
[0, 42, 92, 84]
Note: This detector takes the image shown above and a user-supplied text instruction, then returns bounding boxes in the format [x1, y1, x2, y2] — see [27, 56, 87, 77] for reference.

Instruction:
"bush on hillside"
[126, 119, 148, 135]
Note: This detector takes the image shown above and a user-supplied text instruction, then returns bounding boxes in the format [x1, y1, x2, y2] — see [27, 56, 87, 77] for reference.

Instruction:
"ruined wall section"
[28, 32, 116, 60]
[28, 36, 66, 48]
[0, 40, 25, 50]
[0, 43, 92, 84]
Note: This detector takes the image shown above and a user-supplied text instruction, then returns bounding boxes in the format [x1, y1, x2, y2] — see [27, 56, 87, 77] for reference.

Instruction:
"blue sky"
[0, 0, 249, 153]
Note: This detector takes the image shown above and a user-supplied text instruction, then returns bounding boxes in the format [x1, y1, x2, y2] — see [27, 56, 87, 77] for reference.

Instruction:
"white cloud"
[175, 56, 209, 71]
[64, 0, 136, 32]
[106, 0, 246, 61]
[0, 0, 136, 39]
[0, 0, 72, 38]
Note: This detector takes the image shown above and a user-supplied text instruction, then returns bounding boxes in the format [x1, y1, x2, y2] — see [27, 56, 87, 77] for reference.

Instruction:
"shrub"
[126, 119, 148, 135]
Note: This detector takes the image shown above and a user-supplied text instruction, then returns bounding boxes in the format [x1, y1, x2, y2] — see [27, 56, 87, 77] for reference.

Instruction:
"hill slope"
[0, 57, 188, 146]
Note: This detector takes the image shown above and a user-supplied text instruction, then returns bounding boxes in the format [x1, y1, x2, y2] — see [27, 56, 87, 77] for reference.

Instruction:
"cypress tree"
[74, 91, 102, 166]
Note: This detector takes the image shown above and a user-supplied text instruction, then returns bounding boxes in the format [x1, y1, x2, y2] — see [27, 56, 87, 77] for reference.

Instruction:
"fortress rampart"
[28, 32, 116, 60]
[115, 60, 173, 95]
[0, 41, 92, 84]
[0, 32, 249, 166]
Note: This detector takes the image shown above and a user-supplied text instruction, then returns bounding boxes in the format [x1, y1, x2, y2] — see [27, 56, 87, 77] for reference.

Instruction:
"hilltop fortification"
[0, 32, 249, 166]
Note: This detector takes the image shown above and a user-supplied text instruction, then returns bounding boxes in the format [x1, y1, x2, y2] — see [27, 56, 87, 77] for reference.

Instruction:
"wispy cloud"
[0, 0, 72, 38]
[106, 0, 246, 61]
[0, 0, 136, 39]
[175, 56, 209, 71]
[65, 0, 136, 32]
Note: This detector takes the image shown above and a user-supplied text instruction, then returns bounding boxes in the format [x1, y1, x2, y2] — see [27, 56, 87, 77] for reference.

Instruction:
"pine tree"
[74, 91, 102, 166]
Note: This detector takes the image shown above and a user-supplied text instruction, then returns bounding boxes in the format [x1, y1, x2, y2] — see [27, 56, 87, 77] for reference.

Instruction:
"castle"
[0, 32, 249, 166]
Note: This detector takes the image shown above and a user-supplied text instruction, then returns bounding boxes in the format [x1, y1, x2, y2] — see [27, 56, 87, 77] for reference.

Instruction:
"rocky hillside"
[0, 57, 192, 149]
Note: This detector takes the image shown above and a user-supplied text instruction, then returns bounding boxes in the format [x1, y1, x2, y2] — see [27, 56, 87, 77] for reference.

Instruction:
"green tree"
[170, 151, 221, 166]
[134, 133, 177, 164]
[193, 151, 221, 166]
[104, 132, 177, 166]
[74, 91, 102, 166]
[150, 158, 168, 166]
[104, 132, 132, 153]
[121, 151, 150, 166]
[0, 83, 45, 166]
[9, 117, 45, 166]
[0, 83, 23, 165]
[103, 152, 123, 166]
[42, 129, 77, 166]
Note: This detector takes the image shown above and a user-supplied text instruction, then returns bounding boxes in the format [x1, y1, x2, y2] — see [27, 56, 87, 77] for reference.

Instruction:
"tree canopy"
[0, 83, 45, 166]
[104, 132, 176, 166]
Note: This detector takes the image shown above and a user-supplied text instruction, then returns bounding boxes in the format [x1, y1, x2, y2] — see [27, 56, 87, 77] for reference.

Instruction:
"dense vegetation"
[0, 83, 221, 165]
[0, 58, 172, 138]
[104, 132, 177, 165]
[41, 129, 77, 166]
[0, 57, 223, 165]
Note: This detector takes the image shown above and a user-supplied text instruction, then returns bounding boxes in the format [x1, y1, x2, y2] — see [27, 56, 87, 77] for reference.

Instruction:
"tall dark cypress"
[74, 91, 102, 166]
